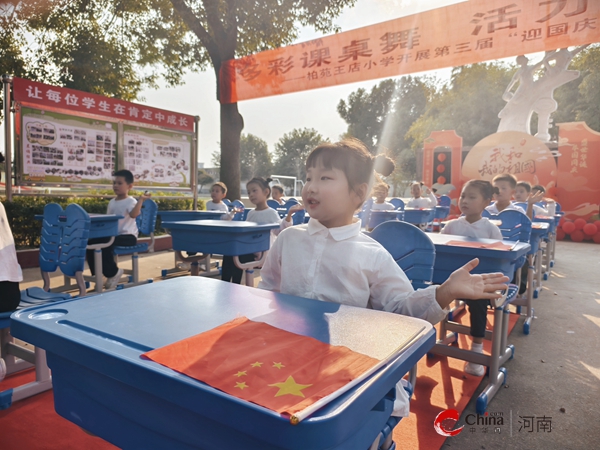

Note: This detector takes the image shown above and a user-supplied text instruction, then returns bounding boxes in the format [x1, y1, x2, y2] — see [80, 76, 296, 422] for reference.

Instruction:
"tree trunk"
[220, 101, 244, 200]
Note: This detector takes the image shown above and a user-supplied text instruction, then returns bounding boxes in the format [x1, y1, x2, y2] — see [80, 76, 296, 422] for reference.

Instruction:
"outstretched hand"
[436, 259, 509, 309]
[527, 191, 545, 205]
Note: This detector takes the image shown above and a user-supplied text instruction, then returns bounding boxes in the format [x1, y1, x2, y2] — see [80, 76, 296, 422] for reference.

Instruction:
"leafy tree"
[197, 169, 214, 192]
[3, 0, 357, 199]
[272, 128, 325, 181]
[239, 134, 272, 180]
[552, 44, 600, 135]
[407, 62, 513, 148]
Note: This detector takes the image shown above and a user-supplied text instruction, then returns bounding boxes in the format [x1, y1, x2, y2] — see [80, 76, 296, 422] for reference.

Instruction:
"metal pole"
[193, 115, 200, 210]
[2, 74, 13, 201]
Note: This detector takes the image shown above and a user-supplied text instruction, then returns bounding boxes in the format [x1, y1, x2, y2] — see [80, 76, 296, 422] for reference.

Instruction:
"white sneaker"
[464, 361, 486, 377]
[105, 268, 124, 290]
[0, 358, 6, 382]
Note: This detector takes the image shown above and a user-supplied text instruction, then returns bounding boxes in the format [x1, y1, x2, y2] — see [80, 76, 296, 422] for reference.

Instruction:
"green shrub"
[1, 193, 203, 249]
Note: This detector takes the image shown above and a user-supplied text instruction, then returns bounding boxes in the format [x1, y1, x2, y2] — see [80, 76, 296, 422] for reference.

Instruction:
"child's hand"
[288, 203, 305, 214]
[232, 206, 244, 214]
[436, 259, 509, 308]
[139, 190, 152, 201]
[527, 191, 544, 205]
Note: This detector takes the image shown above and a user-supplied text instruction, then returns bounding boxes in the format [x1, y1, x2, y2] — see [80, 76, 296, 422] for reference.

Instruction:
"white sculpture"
[497, 46, 587, 142]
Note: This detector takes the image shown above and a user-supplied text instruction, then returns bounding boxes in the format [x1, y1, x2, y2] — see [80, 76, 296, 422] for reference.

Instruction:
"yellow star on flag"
[235, 381, 249, 390]
[250, 361, 263, 368]
[272, 362, 285, 369]
[233, 371, 247, 377]
[268, 376, 312, 398]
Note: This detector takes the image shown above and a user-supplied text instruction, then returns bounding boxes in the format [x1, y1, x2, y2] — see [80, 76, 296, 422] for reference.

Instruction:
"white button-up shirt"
[258, 218, 447, 417]
[441, 216, 503, 240]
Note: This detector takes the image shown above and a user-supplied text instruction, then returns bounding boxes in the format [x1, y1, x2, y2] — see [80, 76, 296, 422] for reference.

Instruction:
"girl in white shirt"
[406, 182, 437, 208]
[221, 177, 299, 284]
[441, 180, 503, 377]
[258, 139, 509, 417]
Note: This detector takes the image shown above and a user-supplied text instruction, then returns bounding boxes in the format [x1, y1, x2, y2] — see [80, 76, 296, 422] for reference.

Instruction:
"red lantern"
[437, 176, 446, 185]
[574, 218, 586, 230]
[562, 221, 575, 234]
[437, 153, 446, 162]
[556, 228, 566, 240]
[593, 232, 600, 244]
[583, 223, 598, 236]
[437, 164, 445, 173]
[571, 230, 584, 242]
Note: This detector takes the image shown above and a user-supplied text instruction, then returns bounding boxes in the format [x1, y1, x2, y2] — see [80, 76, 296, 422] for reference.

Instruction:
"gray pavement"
[17, 241, 600, 449]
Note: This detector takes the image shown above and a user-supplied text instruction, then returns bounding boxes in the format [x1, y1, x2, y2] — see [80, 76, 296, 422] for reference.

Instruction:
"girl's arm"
[256, 236, 283, 292]
[426, 190, 438, 207]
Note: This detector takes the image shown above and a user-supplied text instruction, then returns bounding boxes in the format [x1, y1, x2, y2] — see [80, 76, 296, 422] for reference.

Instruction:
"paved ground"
[18, 240, 600, 449]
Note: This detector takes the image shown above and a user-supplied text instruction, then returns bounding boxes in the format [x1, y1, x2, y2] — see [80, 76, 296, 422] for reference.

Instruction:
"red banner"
[143, 316, 379, 416]
[12, 77, 194, 133]
[220, 0, 600, 103]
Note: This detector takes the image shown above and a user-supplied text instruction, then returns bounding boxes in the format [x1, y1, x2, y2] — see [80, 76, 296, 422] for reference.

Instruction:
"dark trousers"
[86, 234, 137, 278]
[464, 299, 490, 338]
[0, 280, 21, 312]
[221, 253, 256, 284]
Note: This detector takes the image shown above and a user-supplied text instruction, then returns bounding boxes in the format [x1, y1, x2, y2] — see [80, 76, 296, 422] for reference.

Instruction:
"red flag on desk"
[142, 316, 379, 415]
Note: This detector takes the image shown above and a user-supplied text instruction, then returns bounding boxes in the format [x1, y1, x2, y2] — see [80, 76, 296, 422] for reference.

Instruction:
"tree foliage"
[272, 128, 325, 181]
[3, 0, 357, 198]
[197, 169, 214, 192]
[239, 133, 272, 180]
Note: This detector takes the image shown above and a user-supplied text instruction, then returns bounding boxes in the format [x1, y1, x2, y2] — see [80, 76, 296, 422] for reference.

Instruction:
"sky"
[137, 0, 462, 167]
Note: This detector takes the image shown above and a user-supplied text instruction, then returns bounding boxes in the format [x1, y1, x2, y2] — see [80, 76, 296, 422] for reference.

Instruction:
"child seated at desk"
[206, 182, 230, 212]
[486, 174, 526, 216]
[0, 198, 22, 313]
[85, 170, 151, 289]
[514, 180, 547, 218]
[441, 180, 503, 376]
[371, 183, 395, 211]
[272, 184, 286, 206]
[406, 181, 437, 208]
[258, 139, 509, 417]
[221, 177, 301, 284]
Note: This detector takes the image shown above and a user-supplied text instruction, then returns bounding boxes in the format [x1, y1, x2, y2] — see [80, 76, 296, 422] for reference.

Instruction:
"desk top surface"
[428, 232, 530, 256]
[161, 219, 280, 232]
[12, 277, 431, 363]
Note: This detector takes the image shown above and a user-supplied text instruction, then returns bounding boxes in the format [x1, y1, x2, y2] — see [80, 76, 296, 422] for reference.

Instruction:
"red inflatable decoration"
[556, 228, 566, 240]
[571, 230, 584, 242]
[559, 216, 566, 227]
[574, 218, 587, 230]
[594, 220, 600, 230]
[583, 223, 598, 236]
[593, 232, 600, 244]
[562, 221, 575, 234]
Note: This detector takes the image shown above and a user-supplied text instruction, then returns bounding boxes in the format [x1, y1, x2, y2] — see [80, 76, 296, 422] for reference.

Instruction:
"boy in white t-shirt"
[85, 170, 151, 289]
[206, 182, 230, 212]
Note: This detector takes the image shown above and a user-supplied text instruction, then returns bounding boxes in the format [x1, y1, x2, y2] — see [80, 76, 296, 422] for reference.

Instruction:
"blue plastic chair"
[438, 195, 451, 207]
[113, 199, 158, 285]
[367, 221, 435, 447]
[1, 203, 90, 409]
[266, 199, 280, 209]
[368, 221, 436, 290]
[358, 197, 374, 228]
[222, 199, 233, 209]
[389, 198, 405, 210]
[231, 200, 246, 221]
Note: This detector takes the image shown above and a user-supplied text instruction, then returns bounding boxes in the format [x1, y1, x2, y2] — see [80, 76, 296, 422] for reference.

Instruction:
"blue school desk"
[532, 216, 556, 279]
[367, 210, 405, 230]
[9, 277, 435, 450]
[401, 208, 433, 225]
[162, 220, 280, 284]
[36, 213, 122, 292]
[426, 233, 530, 414]
[158, 211, 227, 277]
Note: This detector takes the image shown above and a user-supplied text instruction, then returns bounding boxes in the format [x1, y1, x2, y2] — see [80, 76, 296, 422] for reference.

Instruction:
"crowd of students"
[3, 137, 554, 417]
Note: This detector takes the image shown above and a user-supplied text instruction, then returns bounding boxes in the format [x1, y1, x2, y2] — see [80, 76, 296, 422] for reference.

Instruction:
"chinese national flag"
[142, 317, 379, 415]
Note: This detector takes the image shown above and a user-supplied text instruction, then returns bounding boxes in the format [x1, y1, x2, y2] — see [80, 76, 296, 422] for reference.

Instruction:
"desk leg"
[94, 249, 104, 293]
[234, 252, 269, 288]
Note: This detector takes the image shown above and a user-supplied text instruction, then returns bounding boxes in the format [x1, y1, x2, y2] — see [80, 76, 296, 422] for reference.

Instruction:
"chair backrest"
[136, 199, 158, 236]
[438, 195, 451, 207]
[284, 198, 299, 208]
[555, 202, 561, 212]
[59, 204, 91, 277]
[232, 199, 245, 221]
[390, 198, 405, 210]
[368, 221, 436, 289]
[39, 203, 65, 273]
[266, 199, 280, 209]
[482, 209, 493, 218]
[222, 199, 233, 209]
[513, 202, 528, 212]
[497, 209, 532, 243]
[358, 197, 374, 228]
[434, 205, 450, 220]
